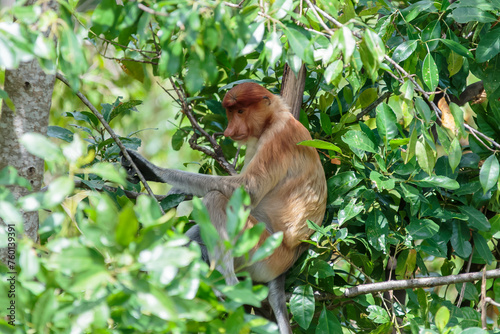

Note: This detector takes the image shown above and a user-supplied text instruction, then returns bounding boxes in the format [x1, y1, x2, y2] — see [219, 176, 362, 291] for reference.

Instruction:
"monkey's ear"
[263, 96, 271, 105]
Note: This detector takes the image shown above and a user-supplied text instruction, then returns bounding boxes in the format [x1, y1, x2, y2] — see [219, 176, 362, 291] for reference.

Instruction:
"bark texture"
[0, 60, 55, 263]
[280, 63, 307, 120]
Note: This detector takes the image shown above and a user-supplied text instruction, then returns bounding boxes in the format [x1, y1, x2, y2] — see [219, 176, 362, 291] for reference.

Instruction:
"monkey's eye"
[238, 109, 244, 114]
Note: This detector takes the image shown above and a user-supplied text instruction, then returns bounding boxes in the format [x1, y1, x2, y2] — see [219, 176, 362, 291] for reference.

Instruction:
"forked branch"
[56, 73, 165, 215]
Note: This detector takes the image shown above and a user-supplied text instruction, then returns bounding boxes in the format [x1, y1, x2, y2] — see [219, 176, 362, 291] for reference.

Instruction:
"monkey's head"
[222, 82, 276, 142]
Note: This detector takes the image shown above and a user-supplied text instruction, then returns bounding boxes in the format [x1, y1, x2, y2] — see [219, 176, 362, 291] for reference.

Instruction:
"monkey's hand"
[120, 149, 163, 184]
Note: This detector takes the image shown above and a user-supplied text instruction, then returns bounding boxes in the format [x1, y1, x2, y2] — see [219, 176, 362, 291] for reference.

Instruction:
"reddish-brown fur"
[122, 82, 327, 333]
[219, 82, 327, 282]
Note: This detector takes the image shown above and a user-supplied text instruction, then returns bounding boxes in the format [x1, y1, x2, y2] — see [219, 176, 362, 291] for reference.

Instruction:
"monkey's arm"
[121, 149, 242, 197]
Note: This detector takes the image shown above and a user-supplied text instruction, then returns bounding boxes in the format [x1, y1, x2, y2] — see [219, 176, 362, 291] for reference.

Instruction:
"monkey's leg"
[268, 273, 292, 334]
[185, 224, 209, 263]
[202, 191, 293, 333]
[203, 190, 240, 285]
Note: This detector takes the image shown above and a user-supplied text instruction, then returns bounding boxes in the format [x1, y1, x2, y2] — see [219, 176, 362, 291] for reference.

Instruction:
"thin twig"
[304, 0, 336, 35]
[356, 91, 392, 121]
[101, 55, 159, 64]
[457, 247, 474, 307]
[485, 297, 500, 308]
[137, 3, 169, 17]
[56, 73, 165, 215]
[159, 80, 237, 175]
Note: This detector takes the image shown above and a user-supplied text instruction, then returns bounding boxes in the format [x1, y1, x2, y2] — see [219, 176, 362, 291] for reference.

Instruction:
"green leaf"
[264, 31, 283, 65]
[186, 65, 204, 94]
[0, 87, 14, 111]
[20, 133, 64, 162]
[414, 97, 432, 124]
[88, 162, 127, 185]
[47, 125, 74, 142]
[0, 166, 30, 188]
[415, 139, 436, 175]
[339, 26, 355, 63]
[338, 198, 364, 226]
[298, 139, 342, 153]
[206, 99, 225, 115]
[192, 197, 219, 255]
[439, 38, 474, 58]
[472, 232, 494, 265]
[376, 103, 399, 147]
[159, 194, 186, 211]
[407, 218, 439, 239]
[226, 187, 251, 239]
[366, 210, 388, 252]
[392, 40, 418, 63]
[233, 222, 266, 258]
[459, 206, 491, 231]
[435, 306, 450, 332]
[327, 172, 362, 202]
[159, 41, 183, 77]
[0, 201, 22, 225]
[251, 231, 283, 263]
[415, 175, 459, 190]
[422, 21, 441, 51]
[220, 280, 267, 307]
[19, 243, 39, 279]
[241, 22, 265, 56]
[449, 137, 462, 173]
[477, 28, 500, 63]
[290, 285, 315, 329]
[43, 176, 74, 208]
[134, 195, 163, 228]
[451, 221, 472, 258]
[284, 23, 314, 64]
[479, 154, 500, 194]
[319, 112, 333, 135]
[367, 305, 390, 324]
[342, 130, 377, 155]
[59, 23, 87, 77]
[317, 305, 342, 334]
[359, 29, 386, 81]
[370, 171, 395, 190]
[50, 245, 106, 273]
[451, 7, 497, 23]
[422, 53, 439, 92]
[324, 59, 343, 86]
[171, 127, 190, 151]
[309, 259, 335, 279]
[32, 288, 58, 333]
[417, 288, 428, 318]
[116, 204, 139, 247]
[136, 287, 177, 321]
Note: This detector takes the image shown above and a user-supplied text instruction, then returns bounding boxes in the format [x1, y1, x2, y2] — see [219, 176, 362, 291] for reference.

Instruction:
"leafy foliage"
[2, 0, 500, 333]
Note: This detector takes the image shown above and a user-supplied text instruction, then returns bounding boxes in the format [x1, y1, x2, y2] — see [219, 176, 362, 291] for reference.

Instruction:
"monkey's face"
[222, 82, 275, 142]
[224, 107, 251, 142]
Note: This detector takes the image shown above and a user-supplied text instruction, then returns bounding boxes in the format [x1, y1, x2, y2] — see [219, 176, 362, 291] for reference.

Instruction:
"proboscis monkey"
[121, 82, 327, 333]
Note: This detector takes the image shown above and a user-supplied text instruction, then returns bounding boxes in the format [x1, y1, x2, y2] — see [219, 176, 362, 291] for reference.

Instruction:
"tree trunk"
[280, 63, 307, 120]
[0, 60, 55, 263]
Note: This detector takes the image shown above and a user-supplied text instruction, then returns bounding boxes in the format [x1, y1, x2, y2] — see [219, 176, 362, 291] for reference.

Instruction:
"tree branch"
[343, 269, 500, 298]
[56, 73, 165, 215]
[356, 91, 392, 121]
[158, 80, 237, 175]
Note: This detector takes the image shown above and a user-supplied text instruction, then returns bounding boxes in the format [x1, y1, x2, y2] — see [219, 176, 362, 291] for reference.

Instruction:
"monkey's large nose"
[224, 127, 235, 138]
